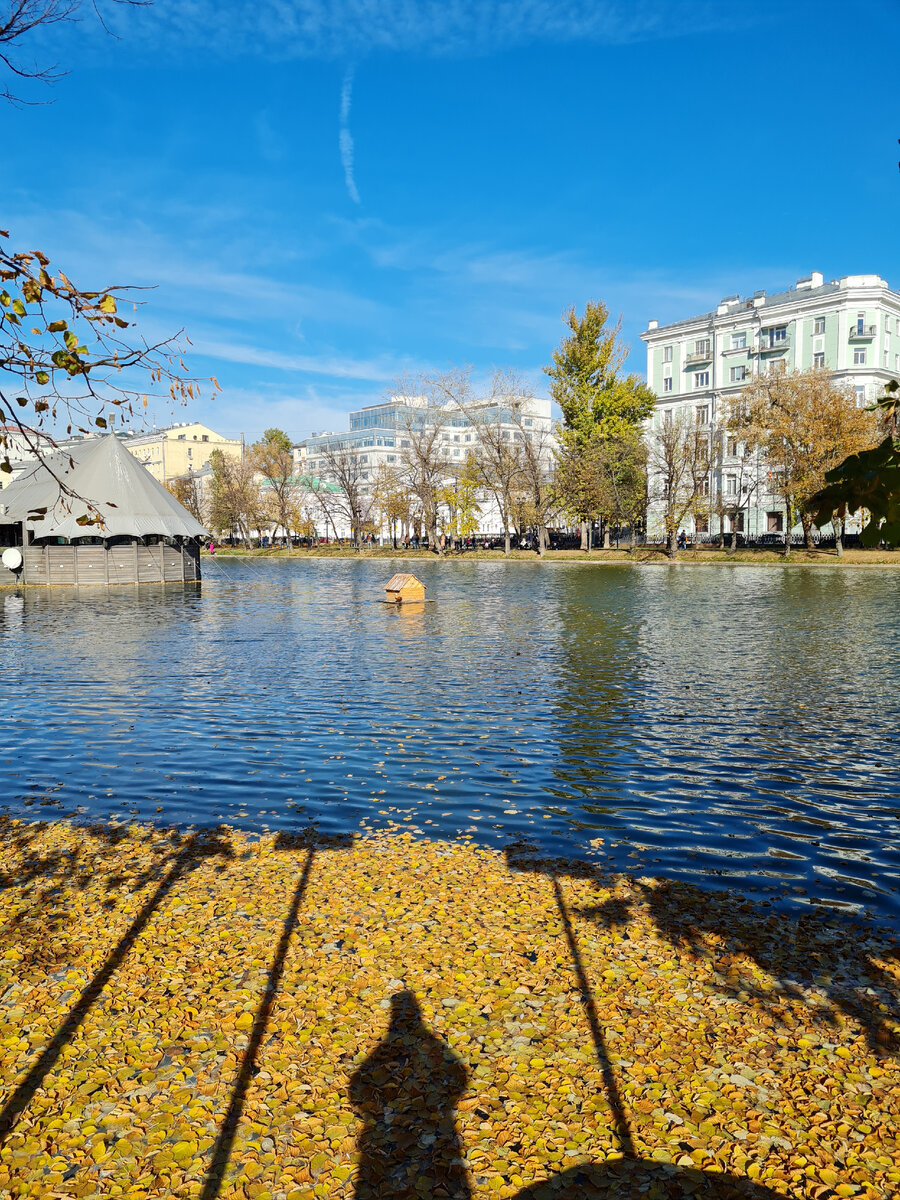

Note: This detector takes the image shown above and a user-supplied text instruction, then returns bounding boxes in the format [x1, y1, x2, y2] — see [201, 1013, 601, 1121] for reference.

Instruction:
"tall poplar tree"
[544, 301, 655, 547]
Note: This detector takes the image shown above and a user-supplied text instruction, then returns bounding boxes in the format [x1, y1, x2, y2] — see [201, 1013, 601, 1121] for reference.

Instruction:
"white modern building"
[641, 272, 900, 540]
[294, 394, 556, 540]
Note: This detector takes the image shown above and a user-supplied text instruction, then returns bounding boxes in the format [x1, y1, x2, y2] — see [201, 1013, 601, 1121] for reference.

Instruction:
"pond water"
[2, 559, 899, 923]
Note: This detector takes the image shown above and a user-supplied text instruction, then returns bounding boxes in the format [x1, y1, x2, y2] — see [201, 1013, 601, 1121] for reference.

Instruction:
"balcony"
[685, 347, 713, 364]
[759, 335, 790, 352]
[849, 325, 877, 340]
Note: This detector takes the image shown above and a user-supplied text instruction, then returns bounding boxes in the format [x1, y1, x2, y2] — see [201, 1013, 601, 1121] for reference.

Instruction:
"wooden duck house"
[384, 573, 426, 604]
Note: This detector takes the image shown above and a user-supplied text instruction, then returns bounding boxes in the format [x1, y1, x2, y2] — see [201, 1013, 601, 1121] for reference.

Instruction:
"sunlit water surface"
[2, 559, 898, 923]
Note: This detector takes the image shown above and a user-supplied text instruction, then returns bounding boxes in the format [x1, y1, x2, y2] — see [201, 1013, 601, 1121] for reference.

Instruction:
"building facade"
[641, 272, 900, 539]
[294, 394, 556, 539]
[124, 422, 242, 484]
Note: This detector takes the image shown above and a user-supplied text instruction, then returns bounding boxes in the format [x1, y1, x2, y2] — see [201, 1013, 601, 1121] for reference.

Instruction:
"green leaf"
[98, 294, 117, 314]
[11, 298, 26, 316]
[64, 330, 77, 350]
[47, 319, 67, 332]
[35, 370, 49, 385]
[0, 290, 10, 307]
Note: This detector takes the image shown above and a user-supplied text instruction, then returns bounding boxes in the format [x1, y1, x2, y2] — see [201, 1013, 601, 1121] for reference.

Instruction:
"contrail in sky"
[339, 66, 361, 205]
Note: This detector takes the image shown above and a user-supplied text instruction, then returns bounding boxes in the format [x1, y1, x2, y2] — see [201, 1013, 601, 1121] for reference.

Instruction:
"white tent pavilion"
[0, 435, 207, 586]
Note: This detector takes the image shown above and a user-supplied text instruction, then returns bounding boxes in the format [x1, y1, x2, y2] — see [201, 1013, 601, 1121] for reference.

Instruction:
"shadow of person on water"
[350, 989, 471, 1200]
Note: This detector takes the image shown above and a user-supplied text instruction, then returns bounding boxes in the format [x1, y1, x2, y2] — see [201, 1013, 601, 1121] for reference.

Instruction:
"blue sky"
[5, 0, 900, 441]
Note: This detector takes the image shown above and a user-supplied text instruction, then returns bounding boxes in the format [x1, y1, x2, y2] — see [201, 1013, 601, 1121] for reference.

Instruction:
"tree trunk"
[667, 529, 678, 559]
[504, 526, 511, 556]
[580, 520, 588, 551]
[834, 511, 844, 558]
[784, 499, 792, 558]
[629, 521, 636, 553]
[538, 524, 547, 558]
[728, 524, 739, 556]
[718, 517, 726, 550]
[602, 523, 610, 549]
[586, 523, 593, 553]
[802, 512, 815, 552]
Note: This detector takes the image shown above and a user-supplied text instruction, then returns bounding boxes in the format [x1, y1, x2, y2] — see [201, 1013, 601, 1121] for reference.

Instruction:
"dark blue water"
[2, 559, 899, 922]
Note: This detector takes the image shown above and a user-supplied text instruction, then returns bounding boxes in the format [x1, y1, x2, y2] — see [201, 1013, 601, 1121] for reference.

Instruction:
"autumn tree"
[0, 1, 148, 104]
[646, 412, 710, 558]
[393, 374, 450, 555]
[372, 464, 412, 549]
[208, 448, 258, 546]
[0, 232, 217, 496]
[438, 454, 482, 549]
[165, 472, 205, 524]
[252, 427, 297, 546]
[317, 441, 370, 547]
[714, 416, 760, 555]
[544, 300, 655, 549]
[509, 404, 557, 555]
[736, 367, 878, 557]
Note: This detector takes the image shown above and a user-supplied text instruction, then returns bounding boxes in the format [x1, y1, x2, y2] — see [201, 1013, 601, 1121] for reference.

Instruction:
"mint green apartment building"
[640, 272, 900, 541]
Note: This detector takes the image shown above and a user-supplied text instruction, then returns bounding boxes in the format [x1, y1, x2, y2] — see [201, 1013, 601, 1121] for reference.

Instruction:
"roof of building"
[0, 434, 207, 539]
[385, 573, 425, 592]
[647, 282, 847, 334]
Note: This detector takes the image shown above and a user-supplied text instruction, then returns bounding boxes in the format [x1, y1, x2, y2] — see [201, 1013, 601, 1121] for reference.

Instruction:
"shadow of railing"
[199, 830, 353, 1200]
[0, 827, 234, 1144]
[504, 846, 796, 1198]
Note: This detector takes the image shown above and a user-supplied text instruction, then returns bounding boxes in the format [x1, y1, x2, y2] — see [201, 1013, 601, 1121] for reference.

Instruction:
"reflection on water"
[1, 560, 898, 922]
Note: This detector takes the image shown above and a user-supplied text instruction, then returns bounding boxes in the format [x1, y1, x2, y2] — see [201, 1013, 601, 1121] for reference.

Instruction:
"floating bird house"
[384, 573, 426, 604]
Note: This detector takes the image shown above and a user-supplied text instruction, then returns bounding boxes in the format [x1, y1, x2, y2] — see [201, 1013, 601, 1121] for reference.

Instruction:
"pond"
[2, 558, 899, 923]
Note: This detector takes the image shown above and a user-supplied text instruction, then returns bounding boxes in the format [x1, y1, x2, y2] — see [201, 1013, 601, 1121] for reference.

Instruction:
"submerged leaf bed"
[0, 818, 897, 1199]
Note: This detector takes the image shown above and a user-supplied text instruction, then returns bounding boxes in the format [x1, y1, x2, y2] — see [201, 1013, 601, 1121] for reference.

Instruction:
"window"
[731, 331, 746, 349]
[727, 438, 739, 457]
[887, 316, 892, 333]
[853, 348, 866, 365]
[524, 418, 533, 426]
[767, 326, 787, 347]
[202, 435, 209, 442]
[694, 338, 711, 356]
[453, 435, 460, 442]
[177, 433, 186, 441]
[856, 312, 866, 336]
[695, 516, 709, 533]
[663, 345, 673, 362]
[814, 316, 826, 334]
[767, 511, 784, 533]
[387, 455, 395, 463]
[663, 409, 672, 428]
[693, 371, 709, 389]
[663, 377, 673, 392]
[855, 386, 866, 405]
[464, 434, 471, 442]
[725, 474, 737, 495]
[767, 358, 785, 376]
[813, 352, 825, 368]
[695, 405, 709, 424]
[885, 351, 890, 368]
[729, 364, 748, 383]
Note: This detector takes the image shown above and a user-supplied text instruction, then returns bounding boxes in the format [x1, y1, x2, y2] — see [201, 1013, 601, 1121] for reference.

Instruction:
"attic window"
[177, 434, 186, 440]
[202, 435, 209, 442]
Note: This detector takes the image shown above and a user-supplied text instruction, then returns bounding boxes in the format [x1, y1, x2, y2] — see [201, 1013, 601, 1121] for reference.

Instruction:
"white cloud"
[188, 335, 400, 382]
[92, 1, 760, 61]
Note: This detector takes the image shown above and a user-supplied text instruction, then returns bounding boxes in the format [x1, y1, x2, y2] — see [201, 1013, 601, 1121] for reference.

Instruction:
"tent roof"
[0, 435, 207, 539]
